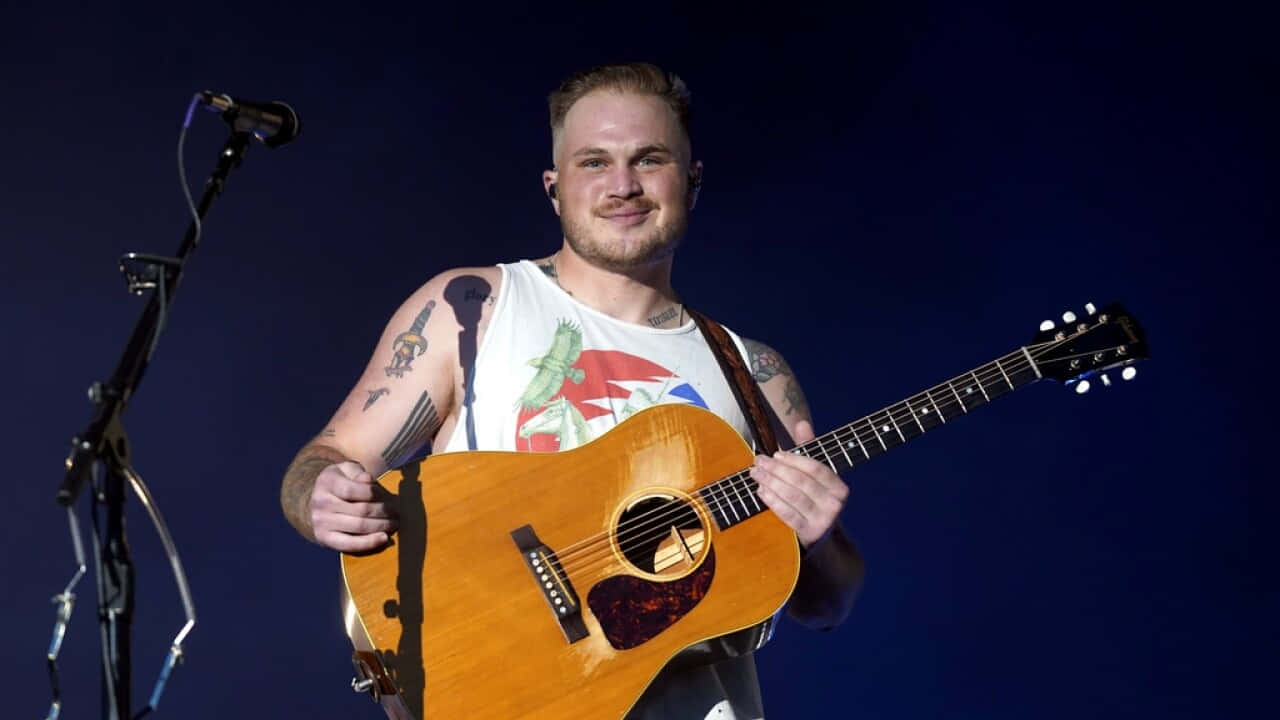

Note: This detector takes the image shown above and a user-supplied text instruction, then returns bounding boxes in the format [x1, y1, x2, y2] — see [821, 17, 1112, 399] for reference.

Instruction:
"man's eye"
[638, 156, 663, 166]
[582, 159, 606, 168]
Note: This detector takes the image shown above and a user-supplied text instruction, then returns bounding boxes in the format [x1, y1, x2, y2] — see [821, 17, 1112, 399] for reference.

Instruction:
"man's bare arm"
[281, 443, 349, 542]
[279, 267, 500, 551]
[743, 337, 866, 630]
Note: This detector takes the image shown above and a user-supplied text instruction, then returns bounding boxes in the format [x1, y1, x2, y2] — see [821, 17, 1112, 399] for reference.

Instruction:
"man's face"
[551, 91, 697, 273]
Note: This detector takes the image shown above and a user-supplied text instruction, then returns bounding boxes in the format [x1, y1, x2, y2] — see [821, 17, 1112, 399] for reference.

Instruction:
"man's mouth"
[600, 208, 652, 226]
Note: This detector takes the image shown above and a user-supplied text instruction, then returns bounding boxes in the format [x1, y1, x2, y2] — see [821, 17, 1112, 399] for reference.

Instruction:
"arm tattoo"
[385, 299, 436, 378]
[381, 391, 441, 466]
[744, 338, 812, 418]
[783, 377, 811, 418]
[364, 387, 390, 411]
[744, 338, 786, 384]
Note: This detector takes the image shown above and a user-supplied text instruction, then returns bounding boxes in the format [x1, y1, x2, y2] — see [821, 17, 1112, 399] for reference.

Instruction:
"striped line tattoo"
[381, 391, 440, 466]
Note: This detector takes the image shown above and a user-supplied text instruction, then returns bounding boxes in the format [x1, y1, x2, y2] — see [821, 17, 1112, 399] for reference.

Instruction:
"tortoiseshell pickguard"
[586, 548, 716, 650]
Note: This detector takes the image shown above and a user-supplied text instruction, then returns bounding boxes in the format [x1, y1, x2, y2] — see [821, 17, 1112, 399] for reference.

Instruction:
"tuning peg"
[1039, 320, 1055, 332]
[1062, 310, 1077, 323]
[1100, 373, 1111, 387]
[1122, 366, 1137, 381]
[1085, 302, 1097, 315]
[1075, 380, 1091, 394]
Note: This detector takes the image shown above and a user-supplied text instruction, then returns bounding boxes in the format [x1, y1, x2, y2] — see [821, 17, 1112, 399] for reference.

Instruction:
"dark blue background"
[2, 2, 1271, 717]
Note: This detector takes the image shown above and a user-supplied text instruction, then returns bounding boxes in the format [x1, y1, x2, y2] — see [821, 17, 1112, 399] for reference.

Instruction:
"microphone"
[199, 91, 300, 148]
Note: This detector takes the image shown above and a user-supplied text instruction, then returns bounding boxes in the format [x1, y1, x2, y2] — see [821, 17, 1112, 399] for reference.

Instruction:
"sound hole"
[616, 495, 707, 578]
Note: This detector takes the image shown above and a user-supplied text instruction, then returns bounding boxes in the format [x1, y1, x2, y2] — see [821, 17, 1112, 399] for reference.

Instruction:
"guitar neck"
[698, 345, 1044, 531]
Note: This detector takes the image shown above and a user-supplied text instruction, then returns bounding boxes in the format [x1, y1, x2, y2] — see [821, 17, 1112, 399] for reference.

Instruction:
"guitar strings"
[554, 331, 1134, 586]
[547, 337, 1083, 581]
[551, 339, 1069, 577]
[550, 329, 1129, 585]
[618, 360, 1128, 579]
[553, 350, 1040, 577]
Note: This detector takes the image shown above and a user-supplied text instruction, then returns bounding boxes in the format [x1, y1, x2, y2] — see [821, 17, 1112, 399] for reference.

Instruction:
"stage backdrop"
[1, 2, 1270, 718]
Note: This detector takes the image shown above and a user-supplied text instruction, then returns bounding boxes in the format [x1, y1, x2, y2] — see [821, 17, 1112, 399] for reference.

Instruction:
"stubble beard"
[560, 203, 688, 273]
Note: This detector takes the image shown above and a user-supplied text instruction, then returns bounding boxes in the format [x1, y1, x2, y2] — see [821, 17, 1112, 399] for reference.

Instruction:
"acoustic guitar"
[339, 302, 1148, 719]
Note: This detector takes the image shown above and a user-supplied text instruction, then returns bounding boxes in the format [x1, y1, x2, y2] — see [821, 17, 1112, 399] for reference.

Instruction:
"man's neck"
[537, 246, 683, 328]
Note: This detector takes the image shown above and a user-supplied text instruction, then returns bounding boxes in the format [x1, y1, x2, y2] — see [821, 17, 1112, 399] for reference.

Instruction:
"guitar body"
[340, 403, 801, 720]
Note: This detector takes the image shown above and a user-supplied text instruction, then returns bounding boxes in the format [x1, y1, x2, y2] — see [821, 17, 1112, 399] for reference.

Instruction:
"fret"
[970, 371, 991, 402]
[724, 482, 743, 523]
[848, 426, 870, 459]
[912, 395, 944, 432]
[925, 388, 946, 423]
[834, 433, 854, 467]
[734, 476, 757, 516]
[907, 398, 926, 433]
[994, 356, 1014, 390]
[956, 377, 987, 410]
[869, 419, 888, 450]
[699, 486, 729, 529]
[948, 381, 968, 413]
[744, 476, 762, 513]
[812, 441, 837, 472]
[885, 410, 906, 443]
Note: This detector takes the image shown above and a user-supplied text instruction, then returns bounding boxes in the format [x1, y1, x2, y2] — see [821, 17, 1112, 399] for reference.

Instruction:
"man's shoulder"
[728, 333, 781, 368]
[425, 264, 504, 288]
[400, 264, 505, 304]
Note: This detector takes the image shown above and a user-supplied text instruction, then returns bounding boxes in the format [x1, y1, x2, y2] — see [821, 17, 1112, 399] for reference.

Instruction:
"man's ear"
[688, 161, 704, 211]
[542, 168, 560, 215]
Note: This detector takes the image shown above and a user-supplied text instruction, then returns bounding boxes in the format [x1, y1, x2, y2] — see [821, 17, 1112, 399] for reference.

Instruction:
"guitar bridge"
[510, 524, 588, 644]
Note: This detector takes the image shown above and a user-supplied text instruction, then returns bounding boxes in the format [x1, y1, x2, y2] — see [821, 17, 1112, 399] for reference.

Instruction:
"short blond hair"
[548, 62, 692, 159]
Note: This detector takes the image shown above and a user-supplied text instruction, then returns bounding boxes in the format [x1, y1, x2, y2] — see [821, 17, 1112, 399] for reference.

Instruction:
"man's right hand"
[309, 461, 398, 553]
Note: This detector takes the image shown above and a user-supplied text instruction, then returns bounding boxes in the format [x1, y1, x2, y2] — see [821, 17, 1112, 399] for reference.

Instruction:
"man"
[281, 62, 864, 719]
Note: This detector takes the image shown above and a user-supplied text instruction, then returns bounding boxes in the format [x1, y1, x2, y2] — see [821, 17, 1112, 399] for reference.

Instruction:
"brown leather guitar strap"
[687, 307, 792, 654]
[686, 307, 779, 456]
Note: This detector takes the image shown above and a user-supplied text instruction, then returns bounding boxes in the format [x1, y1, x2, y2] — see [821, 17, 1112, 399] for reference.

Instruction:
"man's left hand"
[750, 420, 850, 548]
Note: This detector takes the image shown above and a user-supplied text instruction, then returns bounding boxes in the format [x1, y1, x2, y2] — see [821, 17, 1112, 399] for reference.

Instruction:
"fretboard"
[697, 345, 1043, 531]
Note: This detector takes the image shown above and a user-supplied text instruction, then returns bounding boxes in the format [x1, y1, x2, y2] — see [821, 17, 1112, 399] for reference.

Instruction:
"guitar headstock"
[1030, 302, 1149, 393]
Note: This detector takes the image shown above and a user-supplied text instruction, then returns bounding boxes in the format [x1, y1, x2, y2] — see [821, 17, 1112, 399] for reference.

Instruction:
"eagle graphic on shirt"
[518, 320, 586, 409]
[515, 319, 710, 452]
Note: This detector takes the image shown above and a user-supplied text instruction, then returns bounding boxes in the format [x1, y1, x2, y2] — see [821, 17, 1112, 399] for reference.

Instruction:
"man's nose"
[604, 166, 643, 198]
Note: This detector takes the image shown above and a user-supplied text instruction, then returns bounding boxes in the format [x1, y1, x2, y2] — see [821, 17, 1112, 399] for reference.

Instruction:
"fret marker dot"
[966, 387, 973, 394]
[921, 407, 929, 414]
[881, 425, 890, 433]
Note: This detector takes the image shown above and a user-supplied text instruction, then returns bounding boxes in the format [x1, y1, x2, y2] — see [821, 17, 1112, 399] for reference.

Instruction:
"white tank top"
[440, 260, 768, 720]
[440, 259, 755, 455]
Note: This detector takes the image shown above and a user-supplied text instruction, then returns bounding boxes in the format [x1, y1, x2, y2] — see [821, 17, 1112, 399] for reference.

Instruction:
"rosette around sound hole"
[616, 494, 709, 578]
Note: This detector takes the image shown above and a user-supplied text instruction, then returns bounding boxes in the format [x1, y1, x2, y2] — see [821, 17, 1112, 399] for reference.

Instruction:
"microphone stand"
[56, 129, 254, 720]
